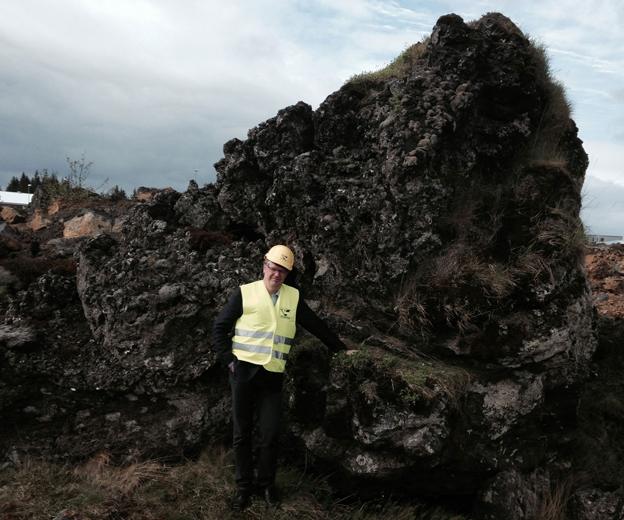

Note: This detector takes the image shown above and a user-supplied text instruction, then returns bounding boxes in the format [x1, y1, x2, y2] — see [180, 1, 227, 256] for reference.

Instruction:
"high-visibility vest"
[232, 280, 299, 373]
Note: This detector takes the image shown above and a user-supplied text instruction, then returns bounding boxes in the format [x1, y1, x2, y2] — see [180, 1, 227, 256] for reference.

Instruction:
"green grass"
[347, 40, 429, 85]
[333, 345, 472, 408]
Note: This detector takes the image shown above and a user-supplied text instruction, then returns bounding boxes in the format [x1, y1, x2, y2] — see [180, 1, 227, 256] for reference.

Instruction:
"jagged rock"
[173, 183, 231, 230]
[475, 468, 550, 520]
[467, 374, 544, 441]
[134, 186, 175, 202]
[570, 489, 624, 520]
[63, 210, 114, 238]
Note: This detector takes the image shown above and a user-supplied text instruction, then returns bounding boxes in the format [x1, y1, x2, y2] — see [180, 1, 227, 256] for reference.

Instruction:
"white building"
[0, 191, 33, 206]
[587, 234, 623, 245]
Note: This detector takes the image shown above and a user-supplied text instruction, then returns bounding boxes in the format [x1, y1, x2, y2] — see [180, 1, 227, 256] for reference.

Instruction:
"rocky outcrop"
[0, 12, 602, 519]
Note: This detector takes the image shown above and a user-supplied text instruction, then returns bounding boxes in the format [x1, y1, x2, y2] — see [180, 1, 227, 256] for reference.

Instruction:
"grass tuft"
[74, 451, 166, 495]
[535, 478, 574, 520]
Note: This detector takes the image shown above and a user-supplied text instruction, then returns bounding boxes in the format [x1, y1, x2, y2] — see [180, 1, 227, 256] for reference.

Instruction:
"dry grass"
[535, 478, 574, 520]
[527, 41, 574, 164]
[73, 451, 166, 496]
[440, 252, 513, 299]
[395, 276, 432, 333]
[533, 206, 587, 259]
[512, 249, 555, 285]
[394, 240, 521, 337]
[0, 448, 471, 520]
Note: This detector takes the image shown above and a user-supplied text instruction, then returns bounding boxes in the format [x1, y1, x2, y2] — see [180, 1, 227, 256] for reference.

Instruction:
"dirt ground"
[585, 244, 624, 318]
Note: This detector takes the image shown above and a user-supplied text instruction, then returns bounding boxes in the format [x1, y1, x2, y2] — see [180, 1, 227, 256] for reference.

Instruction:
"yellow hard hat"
[265, 245, 294, 271]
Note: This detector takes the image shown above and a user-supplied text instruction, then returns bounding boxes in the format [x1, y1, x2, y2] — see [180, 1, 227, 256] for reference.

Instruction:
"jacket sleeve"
[296, 298, 346, 353]
[211, 288, 243, 368]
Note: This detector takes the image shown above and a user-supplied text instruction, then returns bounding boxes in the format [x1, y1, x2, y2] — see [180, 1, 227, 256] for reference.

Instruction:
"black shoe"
[263, 485, 281, 507]
[231, 490, 251, 512]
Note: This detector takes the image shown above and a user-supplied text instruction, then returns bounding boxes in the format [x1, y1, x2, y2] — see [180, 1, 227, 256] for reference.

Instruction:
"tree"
[108, 185, 127, 201]
[5, 176, 20, 192]
[31, 171, 42, 193]
[18, 172, 30, 192]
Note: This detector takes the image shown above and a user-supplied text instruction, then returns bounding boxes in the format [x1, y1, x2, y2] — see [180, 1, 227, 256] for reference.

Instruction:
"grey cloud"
[0, 0, 622, 208]
[581, 176, 624, 235]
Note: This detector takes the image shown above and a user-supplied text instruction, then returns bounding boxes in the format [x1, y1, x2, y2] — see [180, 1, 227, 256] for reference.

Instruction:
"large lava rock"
[0, 12, 598, 518]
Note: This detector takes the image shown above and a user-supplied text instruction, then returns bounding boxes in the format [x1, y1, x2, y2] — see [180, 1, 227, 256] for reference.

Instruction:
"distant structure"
[0, 191, 33, 206]
[587, 234, 623, 245]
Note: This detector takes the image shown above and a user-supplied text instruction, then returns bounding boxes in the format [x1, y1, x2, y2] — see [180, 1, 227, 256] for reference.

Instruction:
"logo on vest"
[279, 308, 292, 320]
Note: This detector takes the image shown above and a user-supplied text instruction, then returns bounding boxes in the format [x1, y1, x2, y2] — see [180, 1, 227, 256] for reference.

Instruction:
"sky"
[0, 1, 622, 234]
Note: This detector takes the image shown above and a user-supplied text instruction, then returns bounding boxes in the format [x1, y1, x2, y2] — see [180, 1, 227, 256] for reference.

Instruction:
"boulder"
[0, 206, 26, 224]
[63, 211, 113, 238]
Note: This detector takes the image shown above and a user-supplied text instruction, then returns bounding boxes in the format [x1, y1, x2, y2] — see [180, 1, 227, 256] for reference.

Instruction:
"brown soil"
[585, 244, 624, 317]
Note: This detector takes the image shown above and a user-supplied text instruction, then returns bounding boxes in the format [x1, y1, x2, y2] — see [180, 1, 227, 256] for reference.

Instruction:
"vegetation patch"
[0, 449, 471, 519]
[527, 41, 573, 164]
[333, 343, 472, 409]
[347, 40, 429, 85]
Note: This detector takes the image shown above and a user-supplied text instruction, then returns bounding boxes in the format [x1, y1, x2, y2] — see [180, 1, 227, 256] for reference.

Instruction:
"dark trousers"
[230, 362, 283, 492]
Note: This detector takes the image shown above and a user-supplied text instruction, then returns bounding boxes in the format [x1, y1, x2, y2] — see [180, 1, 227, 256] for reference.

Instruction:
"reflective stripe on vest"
[232, 280, 299, 373]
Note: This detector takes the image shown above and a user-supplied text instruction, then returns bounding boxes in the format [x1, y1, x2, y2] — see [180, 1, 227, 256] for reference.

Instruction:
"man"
[212, 244, 347, 511]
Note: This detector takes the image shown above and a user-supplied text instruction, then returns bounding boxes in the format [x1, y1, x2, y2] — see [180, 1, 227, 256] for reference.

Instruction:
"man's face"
[263, 260, 289, 294]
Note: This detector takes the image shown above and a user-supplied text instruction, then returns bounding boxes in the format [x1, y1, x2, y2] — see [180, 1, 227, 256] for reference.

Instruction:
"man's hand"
[345, 349, 358, 356]
[228, 360, 235, 373]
